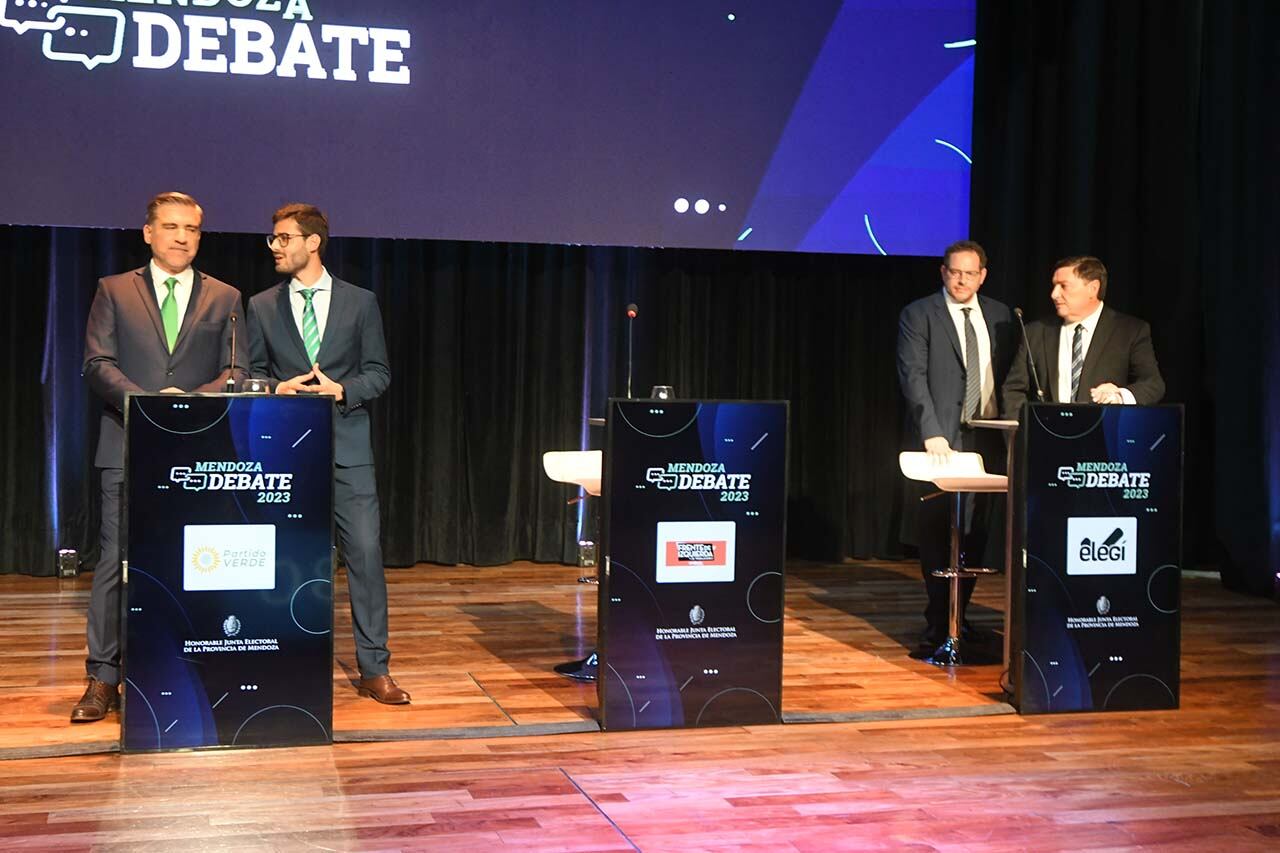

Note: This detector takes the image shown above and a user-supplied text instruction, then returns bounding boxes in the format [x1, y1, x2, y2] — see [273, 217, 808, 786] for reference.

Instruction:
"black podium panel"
[1016, 404, 1182, 714]
[599, 400, 788, 731]
[123, 395, 334, 752]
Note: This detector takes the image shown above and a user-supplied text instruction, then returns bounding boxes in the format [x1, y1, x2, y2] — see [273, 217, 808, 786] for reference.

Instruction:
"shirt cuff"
[1118, 388, 1137, 405]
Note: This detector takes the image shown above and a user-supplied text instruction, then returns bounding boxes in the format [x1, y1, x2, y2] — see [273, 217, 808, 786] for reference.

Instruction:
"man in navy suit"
[1002, 256, 1164, 413]
[75, 192, 244, 722]
[896, 240, 1016, 651]
[246, 203, 408, 705]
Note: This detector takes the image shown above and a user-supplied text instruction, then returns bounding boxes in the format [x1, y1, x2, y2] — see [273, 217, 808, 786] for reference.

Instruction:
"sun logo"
[191, 546, 221, 574]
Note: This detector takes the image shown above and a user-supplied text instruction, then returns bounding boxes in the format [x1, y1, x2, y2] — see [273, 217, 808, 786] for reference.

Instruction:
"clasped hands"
[275, 363, 344, 401]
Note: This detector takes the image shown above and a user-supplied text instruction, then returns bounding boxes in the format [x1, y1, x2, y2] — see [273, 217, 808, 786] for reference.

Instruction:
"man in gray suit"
[246, 203, 407, 705]
[74, 192, 243, 722]
[897, 240, 1016, 651]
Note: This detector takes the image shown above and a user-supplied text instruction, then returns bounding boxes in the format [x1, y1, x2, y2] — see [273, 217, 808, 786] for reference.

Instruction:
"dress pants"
[335, 464, 391, 678]
[85, 467, 124, 686]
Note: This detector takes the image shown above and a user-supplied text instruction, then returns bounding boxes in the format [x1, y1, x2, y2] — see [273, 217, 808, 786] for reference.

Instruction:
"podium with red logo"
[121, 394, 334, 752]
[1011, 404, 1183, 714]
[597, 399, 788, 731]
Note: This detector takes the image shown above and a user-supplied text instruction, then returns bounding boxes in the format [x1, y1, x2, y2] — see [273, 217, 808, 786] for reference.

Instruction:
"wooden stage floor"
[0, 561, 1010, 756]
[1, 562, 1277, 850]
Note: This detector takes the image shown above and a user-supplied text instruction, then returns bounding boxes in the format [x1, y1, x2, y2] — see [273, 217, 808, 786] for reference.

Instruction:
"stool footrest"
[930, 566, 1000, 578]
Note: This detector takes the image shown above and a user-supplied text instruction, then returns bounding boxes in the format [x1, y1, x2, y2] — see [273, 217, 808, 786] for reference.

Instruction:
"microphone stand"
[226, 313, 238, 393]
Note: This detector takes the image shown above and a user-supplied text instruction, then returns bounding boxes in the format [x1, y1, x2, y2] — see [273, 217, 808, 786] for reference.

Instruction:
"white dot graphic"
[673, 197, 690, 214]
[718, 203, 727, 212]
[694, 199, 710, 215]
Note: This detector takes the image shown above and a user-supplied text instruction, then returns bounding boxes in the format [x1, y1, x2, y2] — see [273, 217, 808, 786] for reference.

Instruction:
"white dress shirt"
[289, 267, 333, 347]
[150, 260, 193, 326]
[943, 289, 997, 419]
[1056, 301, 1135, 404]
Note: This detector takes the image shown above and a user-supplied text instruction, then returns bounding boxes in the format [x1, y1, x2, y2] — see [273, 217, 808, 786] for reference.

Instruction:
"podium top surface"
[967, 418, 1019, 431]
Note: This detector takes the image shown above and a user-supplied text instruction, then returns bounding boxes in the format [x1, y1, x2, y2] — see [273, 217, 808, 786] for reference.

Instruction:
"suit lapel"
[132, 267, 170, 356]
[171, 270, 205, 356]
[316, 278, 345, 366]
[276, 284, 311, 367]
[932, 294, 963, 364]
[1043, 323, 1061, 402]
[979, 296, 1000, 360]
[1079, 306, 1116, 397]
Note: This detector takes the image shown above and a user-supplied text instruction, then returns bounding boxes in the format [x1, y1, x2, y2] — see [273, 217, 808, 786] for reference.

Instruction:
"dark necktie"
[1070, 324, 1084, 401]
[962, 307, 981, 420]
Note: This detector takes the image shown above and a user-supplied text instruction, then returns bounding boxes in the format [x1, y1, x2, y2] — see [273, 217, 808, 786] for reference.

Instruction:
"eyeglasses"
[945, 267, 983, 281]
[266, 232, 307, 248]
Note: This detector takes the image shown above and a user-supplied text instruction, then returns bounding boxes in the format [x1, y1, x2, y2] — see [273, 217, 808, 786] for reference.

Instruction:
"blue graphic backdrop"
[0, 1, 974, 255]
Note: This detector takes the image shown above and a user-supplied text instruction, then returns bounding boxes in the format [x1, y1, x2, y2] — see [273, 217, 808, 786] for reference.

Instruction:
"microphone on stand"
[1014, 308, 1045, 402]
[226, 312, 238, 393]
[625, 303, 638, 399]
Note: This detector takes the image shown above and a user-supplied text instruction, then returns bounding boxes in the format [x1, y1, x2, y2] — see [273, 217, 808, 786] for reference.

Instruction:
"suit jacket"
[245, 276, 390, 467]
[83, 266, 243, 468]
[1001, 305, 1165, 416]
[897, 292, 1017, 449]
[897, 292, 1016, 545]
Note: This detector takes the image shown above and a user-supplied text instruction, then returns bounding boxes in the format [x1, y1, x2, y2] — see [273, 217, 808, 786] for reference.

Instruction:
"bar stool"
[898, 450, 1007, 666]
[542, 450, 603, 681]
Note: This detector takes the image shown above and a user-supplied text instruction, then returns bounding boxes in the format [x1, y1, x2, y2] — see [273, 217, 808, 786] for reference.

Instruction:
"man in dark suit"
[1002, 256, 1165, 413]
[74, 192, 243, 722]
[897, 240, 1016, 651]
[245, 203, 407, 705]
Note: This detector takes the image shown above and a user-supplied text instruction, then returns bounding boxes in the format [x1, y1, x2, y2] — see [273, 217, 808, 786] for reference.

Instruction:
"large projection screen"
[0, 0, 975, 255]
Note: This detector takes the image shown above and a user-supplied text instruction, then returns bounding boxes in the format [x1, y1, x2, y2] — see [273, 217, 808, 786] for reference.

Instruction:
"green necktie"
[300, 287, 320, 364]
[160, 277, 180, 353]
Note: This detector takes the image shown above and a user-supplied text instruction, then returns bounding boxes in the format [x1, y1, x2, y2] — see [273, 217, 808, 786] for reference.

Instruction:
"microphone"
[226, 313, 238, 393]
[1014, 308, 1045, 403]
[625, 303, 638, 399]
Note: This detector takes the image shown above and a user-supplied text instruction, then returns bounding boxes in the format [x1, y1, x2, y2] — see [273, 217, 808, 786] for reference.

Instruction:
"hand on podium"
[1090, 382, 1125, 404]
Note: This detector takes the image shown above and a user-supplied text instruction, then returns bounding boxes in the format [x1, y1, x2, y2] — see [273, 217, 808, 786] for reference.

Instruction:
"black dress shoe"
[70, 678, 118, 723]
[918, 628, 945, 649]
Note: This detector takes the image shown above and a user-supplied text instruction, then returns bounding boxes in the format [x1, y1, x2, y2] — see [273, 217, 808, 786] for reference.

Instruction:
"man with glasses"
[74, 192, 244, 722]
[896, 240, 1016, 654]
[246, 203, 407, 705]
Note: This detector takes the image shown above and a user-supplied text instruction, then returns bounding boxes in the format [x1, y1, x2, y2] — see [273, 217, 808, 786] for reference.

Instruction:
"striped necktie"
[1070, 324, 1084, 401]
[300, 287, 320, 364]
[161, 277, 179, 353]
[962, 307, 981, 421]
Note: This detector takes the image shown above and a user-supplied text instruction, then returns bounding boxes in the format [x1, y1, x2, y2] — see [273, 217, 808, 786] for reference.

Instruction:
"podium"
[1012, 404, 1183, 714]
[121, 394, 334, 751]
[598, 399, 788, 731]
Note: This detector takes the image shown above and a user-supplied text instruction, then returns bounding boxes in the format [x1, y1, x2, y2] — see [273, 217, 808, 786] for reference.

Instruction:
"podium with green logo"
[1012, 404, 1183, 714]
[122, 394, 334, 751]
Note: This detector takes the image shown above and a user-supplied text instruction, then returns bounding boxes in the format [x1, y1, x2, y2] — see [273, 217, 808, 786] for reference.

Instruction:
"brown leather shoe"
[357, 674, 411, 705]
[70, 678, 118, 723]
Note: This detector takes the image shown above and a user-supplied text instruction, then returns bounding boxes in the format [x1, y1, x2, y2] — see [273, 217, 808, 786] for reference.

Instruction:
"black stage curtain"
[971, 0, 1279, 595]
[3, 1, 1275, 592]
